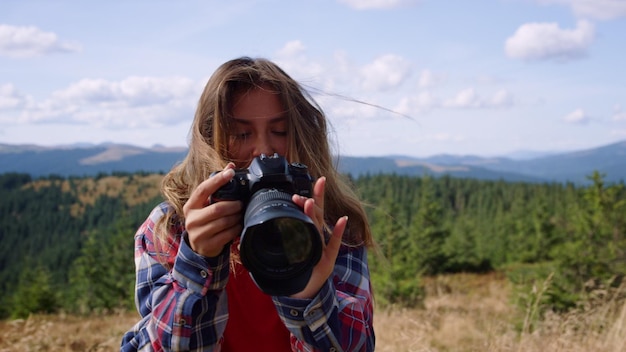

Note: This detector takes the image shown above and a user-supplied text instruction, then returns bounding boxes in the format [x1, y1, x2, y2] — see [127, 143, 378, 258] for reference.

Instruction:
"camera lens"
[240, 189, 322, 296]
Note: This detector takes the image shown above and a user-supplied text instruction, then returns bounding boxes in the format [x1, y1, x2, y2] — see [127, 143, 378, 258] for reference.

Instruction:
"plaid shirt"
[121, 202, 375, 351]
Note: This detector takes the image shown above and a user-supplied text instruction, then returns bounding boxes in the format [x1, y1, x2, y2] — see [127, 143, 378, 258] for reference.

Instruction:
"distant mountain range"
[1, 140, 625, 184]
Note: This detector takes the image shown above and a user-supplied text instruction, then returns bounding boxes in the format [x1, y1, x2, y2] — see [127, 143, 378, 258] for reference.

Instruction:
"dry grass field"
[1, 273, 625, 351]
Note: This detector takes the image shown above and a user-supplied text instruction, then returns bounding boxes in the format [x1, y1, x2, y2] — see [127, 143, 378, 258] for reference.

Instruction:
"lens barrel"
[240, 188, 322, 296]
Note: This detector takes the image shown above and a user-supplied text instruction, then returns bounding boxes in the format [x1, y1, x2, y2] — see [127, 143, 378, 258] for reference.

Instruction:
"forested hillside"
[1, 171, 625, 320]
[0, 172, 163, 317]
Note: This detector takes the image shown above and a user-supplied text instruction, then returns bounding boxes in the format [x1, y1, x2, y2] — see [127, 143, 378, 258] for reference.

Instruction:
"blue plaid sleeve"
[121, 202, 231, 351]
[272, 246, 376, 351]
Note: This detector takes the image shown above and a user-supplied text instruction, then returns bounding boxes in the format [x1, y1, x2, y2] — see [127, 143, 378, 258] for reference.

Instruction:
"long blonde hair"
[157, 57, 373, 249]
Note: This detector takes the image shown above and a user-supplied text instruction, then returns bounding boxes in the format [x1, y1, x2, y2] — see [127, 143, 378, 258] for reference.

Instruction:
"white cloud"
[274, 41, 325, 84]
[276, 40, 307, 57]
[443, 88, 515, 109]
[613, 104, 626, 121]
[397, 87, 514, 116]
[396, 91, 438, 116]
[359, 54, 412, 91]
[9, 76, 199, 128]
[0, 24, 81, 58]
[614, 113, 626, 121]
[563, 108, 591, 124]
[445, 88, 483, 108]
[338, 0, 421, 10]
[505, 20, 595, 61]
[418, 69, 446, 88]
[52, 79, 117, 103]
[50, 76, 196, 106]
[328, 99, 381, 124]
[569, 0, 626, 19]
[537, 0, 626, 20]
[0, 84, 31, 110]
[491, 90, 514, 107]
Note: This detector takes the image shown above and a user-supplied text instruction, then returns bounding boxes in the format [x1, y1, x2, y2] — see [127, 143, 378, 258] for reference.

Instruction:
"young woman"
[121, 57, 375, 351]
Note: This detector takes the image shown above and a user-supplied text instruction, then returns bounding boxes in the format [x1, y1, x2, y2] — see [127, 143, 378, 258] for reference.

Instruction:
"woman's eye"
[234, 132, 251, 140]
[272, 130, 287, 137]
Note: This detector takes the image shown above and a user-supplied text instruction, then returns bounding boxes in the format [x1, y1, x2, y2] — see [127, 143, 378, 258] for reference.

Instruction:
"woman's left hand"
[290, 176, 347, 299]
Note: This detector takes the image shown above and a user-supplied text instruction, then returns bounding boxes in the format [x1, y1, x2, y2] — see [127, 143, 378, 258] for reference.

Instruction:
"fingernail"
[222, 168, 235, 179]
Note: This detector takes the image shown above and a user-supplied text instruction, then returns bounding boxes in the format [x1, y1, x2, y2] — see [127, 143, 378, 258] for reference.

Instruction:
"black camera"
[212, 153, 322, 296]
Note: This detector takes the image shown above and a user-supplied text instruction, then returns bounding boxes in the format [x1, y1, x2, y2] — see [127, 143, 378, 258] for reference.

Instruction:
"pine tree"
[10, 263, 59, 318]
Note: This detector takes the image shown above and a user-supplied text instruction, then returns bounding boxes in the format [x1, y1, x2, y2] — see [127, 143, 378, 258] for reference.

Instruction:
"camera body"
[211, 153, 322, 296]
[212, 153, 314, 204]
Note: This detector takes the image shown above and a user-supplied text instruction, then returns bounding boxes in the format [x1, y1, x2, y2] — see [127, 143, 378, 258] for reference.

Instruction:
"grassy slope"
[2, 273, 625, 352]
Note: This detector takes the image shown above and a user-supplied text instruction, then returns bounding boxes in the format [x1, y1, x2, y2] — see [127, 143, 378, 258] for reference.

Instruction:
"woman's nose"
[252, 136, 273, 157]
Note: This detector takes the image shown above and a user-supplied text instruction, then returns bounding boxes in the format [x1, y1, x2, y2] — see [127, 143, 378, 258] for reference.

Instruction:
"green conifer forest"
[0, 171, 624, 319]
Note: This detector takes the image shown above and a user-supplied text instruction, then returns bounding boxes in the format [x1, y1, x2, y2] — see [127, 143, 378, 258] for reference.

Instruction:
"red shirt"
[222, 261, 292, 351]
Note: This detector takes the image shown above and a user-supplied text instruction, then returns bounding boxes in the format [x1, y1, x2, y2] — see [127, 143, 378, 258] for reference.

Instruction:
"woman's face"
[227, 86, 289, 168]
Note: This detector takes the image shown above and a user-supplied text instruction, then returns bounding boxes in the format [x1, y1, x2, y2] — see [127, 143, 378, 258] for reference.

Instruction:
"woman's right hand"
[182, 163, 243, 257]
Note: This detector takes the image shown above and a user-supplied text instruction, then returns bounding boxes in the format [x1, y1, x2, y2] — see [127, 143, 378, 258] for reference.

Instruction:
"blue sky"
[1, 0, 625, 157]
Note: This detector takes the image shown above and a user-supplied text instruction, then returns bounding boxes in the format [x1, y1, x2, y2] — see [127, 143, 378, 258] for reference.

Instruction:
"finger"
[326, 216, 347, 257]
[185, 164, 235, 211]
[194, 213, 242, 239]
[203, 199, 243, 220]
[292, 194, 320, 218]
[303, 198, 316, 218]
[303, 198, 325, 232]
[191, 224, 242, 257]
[313, 176, 326, 211]
[186, 205, 242, 234]
[291, 194, 307, 208]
